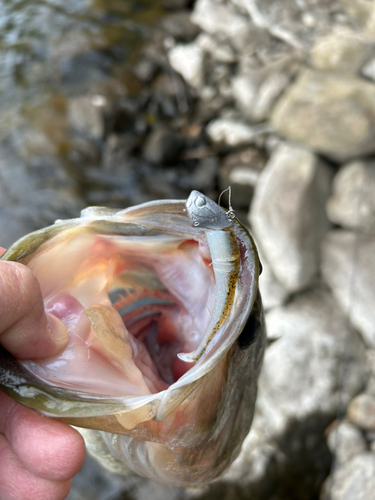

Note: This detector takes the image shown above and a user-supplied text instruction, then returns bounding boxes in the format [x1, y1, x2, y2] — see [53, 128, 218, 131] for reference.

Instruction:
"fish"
[0, 190, 266, 487]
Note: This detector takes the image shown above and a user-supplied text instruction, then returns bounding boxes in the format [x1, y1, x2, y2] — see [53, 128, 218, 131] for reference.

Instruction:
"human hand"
[0, 247, 86, 500]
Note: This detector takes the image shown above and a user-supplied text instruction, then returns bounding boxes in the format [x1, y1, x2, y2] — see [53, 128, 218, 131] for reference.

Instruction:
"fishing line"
[326, 170, 366, 499]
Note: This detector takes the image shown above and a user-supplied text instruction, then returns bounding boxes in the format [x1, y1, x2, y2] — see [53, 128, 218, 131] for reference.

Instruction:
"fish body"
[0, 192, 265, 486]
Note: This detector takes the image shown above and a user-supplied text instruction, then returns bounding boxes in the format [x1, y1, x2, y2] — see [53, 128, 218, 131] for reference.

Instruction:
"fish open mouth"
[21, 224, 215, 399]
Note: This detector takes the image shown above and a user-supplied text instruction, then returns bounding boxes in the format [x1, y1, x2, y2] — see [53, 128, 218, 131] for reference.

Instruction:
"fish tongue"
[84, 304, 151, 394]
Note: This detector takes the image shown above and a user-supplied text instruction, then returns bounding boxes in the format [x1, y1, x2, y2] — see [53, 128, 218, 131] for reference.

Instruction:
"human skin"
[0, 247, 86, 500]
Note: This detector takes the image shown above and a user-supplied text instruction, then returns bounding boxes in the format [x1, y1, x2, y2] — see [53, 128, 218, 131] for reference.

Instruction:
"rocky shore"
[2, 1, 375, 499]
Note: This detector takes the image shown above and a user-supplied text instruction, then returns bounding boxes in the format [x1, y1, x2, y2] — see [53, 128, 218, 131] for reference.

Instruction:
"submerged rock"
[322, 230, 375, 347]
[271, 69, 375, 161]
[250, 142, 331, 293]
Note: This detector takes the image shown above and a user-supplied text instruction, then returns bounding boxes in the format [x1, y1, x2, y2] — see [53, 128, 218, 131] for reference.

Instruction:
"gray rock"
[310, 27, 373, 74]
[362, 57, 375, 81]
[326, 161, 375, 233]
[220, 287, 365, 496]
[196, 33, 236, 63]
[271, 69, 375, 161]
[249, 142, 331, 293]
[232, 56, 298, 121]
[232, 0, 343, 49]
[347, 394, 375, 431]
[322, 230, 375, 347]
[327, 422, 366, 465]
[68, 95, 107, 139]
[340, 0, 375, 40]
[207, 117, 271, 148]
[324, 453, 375, 500]
[257, 256, 289, 312]
[191, 0, 250, 51]
[168, 43, 204, 89]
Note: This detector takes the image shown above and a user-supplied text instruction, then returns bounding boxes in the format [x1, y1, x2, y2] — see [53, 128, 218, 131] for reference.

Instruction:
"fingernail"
[47, 313, 69, 351]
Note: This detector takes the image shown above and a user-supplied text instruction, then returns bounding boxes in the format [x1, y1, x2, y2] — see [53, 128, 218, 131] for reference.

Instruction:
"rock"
[219, 148, 266, 209]
[232, 56, 298, 121]
[249, 142, 331, 293]
[162, 12, 200, 41]
[191, 0, 250, 51]
[347, 394, 375, 431]
[207, 117, 271, 148]
[68, 95, 107, 139]
[362, 57, 375, 81]
[143, 127, 185, 164]
[326, 161, 375, 233]
[322, 230, 375, 347]
[271, 69, 375, 161]
[232, 0, 342, 49]
[257, 253, 289, 312]
[190, 155, 219, 192]
[327, 422, 366, 465]
[168, 43, 204, 89]
[102, 133, 138, 171]
[340, 0, 375, 40]
[324, 453, 375, 500]
[219, 287, 365, 498]
[196, 33, 236, 63]
[310, 27, 373, 74]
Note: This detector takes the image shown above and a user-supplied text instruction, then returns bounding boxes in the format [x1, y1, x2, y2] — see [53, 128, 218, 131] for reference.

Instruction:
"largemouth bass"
[0, 190, 265, 487]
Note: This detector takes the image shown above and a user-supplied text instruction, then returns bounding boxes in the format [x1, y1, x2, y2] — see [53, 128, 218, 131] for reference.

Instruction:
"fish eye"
[195, 196, 206, 208]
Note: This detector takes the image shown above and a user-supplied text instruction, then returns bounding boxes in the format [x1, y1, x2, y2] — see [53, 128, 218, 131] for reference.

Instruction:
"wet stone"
[347, 394, 375, 431]
[271, 69, 375, 161]
[102, 134, 138, 171]
[327, 421, 367, 466]
[250, 142, 331, 293]
[326, 161, 375, 233]
[322, 230, 375, 347]
[68, 95, 106, 139]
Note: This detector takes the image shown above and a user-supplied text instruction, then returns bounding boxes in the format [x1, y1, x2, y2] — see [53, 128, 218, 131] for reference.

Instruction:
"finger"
[0, 434, 71, 500]
[0, 391, 85, 482]
[0, 247, 6, 256]
[0, 261, 69, 359]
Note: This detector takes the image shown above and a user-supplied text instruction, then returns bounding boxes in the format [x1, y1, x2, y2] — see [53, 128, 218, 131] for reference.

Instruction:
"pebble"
[207, 118, 270, 148]
[326, 161, 375, 233]
[347, 394, 375, 431]
[168, 43, 204, 89]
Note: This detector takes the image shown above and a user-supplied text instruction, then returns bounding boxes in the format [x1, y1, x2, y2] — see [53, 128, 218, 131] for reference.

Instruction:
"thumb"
[0, 258, 69, 359]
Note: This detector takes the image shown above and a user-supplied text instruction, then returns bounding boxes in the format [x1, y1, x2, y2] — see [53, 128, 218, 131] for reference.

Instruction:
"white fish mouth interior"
[21, 229, 214, 398]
